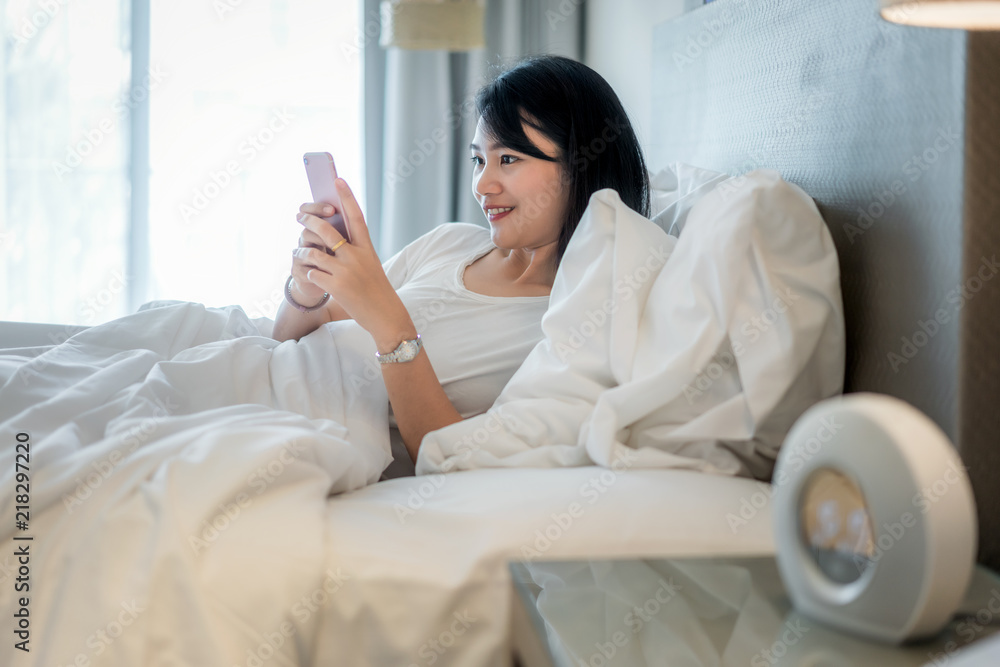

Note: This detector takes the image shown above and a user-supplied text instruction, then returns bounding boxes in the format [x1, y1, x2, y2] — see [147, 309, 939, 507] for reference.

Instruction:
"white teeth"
[487, 207, 513, 215]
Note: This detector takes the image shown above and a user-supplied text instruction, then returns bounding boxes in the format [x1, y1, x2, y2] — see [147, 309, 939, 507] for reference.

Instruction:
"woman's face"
[470, 118, 568, 252]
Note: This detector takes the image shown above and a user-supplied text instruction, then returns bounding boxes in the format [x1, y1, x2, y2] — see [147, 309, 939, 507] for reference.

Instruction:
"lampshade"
[880, 0, 1000, 29]
[380, 0, 485, 50]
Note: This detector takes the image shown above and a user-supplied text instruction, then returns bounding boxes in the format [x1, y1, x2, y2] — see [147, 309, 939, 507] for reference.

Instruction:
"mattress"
[313, 466, 775, 666]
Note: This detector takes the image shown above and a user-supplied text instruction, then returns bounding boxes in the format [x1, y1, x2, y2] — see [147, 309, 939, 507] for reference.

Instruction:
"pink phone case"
[303, 152, 351, 242]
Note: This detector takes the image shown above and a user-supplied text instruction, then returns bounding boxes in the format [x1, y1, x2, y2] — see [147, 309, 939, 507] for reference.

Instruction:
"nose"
[473, 161, 501, 200]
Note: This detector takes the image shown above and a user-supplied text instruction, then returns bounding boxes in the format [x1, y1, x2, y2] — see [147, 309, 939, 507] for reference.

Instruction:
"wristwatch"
[376, 334, 422, 364]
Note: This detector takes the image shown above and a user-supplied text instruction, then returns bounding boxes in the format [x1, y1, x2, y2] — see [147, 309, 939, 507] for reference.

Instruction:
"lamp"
[379, 0, 485, 50]
[880, 0, 1000, 29]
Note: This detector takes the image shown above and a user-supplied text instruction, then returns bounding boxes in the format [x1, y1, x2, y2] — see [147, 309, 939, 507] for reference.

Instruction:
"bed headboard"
[649, 0, 1000, 567]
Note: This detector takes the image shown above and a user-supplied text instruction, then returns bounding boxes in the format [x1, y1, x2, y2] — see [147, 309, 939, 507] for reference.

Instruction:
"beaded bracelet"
[284, 275, 330, 313]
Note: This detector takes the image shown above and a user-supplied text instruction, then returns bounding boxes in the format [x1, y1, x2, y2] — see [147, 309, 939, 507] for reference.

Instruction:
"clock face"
[799, 468, 875, 584]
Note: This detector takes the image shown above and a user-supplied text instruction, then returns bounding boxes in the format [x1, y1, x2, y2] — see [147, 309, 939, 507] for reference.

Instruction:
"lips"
[484, 206, 514, 222]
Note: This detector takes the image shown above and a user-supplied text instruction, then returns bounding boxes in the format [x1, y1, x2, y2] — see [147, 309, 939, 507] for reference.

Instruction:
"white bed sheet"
[0, 314, 776, 667]
[313, 466, 775, 667]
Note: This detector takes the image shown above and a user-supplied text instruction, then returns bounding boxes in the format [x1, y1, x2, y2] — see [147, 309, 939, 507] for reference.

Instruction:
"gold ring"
[330, 239, 347, 254]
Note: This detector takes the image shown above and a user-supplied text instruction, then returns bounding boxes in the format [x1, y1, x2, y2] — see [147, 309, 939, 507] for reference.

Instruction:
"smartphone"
[303, 151, 351, 243]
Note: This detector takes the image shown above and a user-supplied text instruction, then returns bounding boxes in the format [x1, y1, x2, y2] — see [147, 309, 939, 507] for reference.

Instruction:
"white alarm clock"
[772, 393, 978, 643]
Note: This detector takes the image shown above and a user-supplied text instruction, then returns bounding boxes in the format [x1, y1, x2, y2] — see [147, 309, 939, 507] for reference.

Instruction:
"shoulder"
[421, 222, 490, 244]
[405, 223, 491, 262]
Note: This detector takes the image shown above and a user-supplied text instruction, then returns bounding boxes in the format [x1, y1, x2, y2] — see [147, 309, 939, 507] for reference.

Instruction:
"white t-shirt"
[371, 222, 550, 479]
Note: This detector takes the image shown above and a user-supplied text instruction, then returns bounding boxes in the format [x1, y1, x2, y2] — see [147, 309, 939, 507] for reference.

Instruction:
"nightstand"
[509, 555, 1000, 666]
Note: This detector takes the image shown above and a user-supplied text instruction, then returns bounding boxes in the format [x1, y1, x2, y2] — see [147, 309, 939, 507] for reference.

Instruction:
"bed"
[2, 0, 998, 666]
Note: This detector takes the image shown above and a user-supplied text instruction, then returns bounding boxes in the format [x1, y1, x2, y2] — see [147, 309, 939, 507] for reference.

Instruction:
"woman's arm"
[292, 179, 465, 461]
[272, 279, 350, 342]
[272, 203, 354, 342]
[368, 308, 465, 463]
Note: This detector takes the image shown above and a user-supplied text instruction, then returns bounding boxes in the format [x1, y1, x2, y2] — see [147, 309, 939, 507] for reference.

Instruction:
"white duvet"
[0, 302, 391, 666]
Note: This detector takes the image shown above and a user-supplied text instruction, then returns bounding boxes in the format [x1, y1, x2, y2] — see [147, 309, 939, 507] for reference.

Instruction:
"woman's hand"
[293, 179, 415, 351]
[289, 208, 335, 305]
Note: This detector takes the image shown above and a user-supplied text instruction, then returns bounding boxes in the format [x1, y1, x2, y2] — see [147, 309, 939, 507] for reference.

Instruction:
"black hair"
[474, 54, 650, 262]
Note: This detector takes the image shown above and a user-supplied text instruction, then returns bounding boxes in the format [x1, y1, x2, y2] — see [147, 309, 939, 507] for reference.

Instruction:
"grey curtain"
[362, 0, 584, 258]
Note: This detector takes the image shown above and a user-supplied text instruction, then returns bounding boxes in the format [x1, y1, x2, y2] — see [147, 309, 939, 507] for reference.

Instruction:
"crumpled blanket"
[0, 301, 390, 666]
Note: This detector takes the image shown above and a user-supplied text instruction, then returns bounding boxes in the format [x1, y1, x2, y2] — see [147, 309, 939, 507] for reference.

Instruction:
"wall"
[583, 0, 689, 161]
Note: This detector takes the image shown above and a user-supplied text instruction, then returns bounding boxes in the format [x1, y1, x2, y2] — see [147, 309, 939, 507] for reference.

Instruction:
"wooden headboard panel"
[649, 0, 1000, 566]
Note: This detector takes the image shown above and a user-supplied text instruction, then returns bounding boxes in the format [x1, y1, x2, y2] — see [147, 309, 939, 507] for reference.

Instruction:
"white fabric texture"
[0, 221, 552, 665]
[648, 162, 732, 237]
[379, 222, 550, 478]
[417, 171, 845, 478]
[0, 301, 391, 666]
[314, 466, 776, 667]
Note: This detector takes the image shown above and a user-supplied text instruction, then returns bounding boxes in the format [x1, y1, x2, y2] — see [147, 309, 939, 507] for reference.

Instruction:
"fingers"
[334, 179, 372, 248]
[298, 228, 326, 249]
[297, 210, 345, 250]
[292, 246, 334, 276]
[300, 202, 335, 217]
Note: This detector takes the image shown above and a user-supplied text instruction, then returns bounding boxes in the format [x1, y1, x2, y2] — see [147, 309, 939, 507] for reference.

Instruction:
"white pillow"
[416, 171, 845, 480]
[648, 162, 731, 237]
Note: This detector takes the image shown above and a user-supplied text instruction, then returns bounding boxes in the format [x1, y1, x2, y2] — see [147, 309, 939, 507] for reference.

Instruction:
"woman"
[272, 55, 649, 472]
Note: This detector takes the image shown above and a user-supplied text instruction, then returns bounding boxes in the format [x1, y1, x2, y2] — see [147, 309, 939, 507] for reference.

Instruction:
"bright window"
[1, 0, 361, 324]
[1, 0, 131, 325]
[149, 0, 361, 320]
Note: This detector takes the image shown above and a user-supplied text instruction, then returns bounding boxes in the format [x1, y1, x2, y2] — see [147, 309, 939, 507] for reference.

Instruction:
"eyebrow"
[469, 141, 504, 152]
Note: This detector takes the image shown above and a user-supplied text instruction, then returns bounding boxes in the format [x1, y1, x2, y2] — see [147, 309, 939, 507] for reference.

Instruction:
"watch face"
[400, 340, 418, 360]
[380, 336, 421, 363]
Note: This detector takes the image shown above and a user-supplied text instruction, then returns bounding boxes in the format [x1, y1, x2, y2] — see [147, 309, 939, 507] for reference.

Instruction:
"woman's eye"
[470, 155, 483, 166]
[501, 155, 518, 165]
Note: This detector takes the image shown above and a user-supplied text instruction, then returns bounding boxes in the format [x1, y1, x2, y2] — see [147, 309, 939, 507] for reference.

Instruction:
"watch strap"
[376, 334, 422, 364]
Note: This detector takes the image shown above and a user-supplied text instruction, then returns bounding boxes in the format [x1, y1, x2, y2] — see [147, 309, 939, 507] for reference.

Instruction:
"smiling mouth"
[485, 207, 514, 215]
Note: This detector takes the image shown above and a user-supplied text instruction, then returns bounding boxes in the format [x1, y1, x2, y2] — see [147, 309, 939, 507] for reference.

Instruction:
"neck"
[497, 244, 559, 289]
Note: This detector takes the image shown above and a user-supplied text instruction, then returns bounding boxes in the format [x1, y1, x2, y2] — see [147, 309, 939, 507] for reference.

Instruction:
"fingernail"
[324, 205, 333, 215]
[296, 213, 305, 222]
